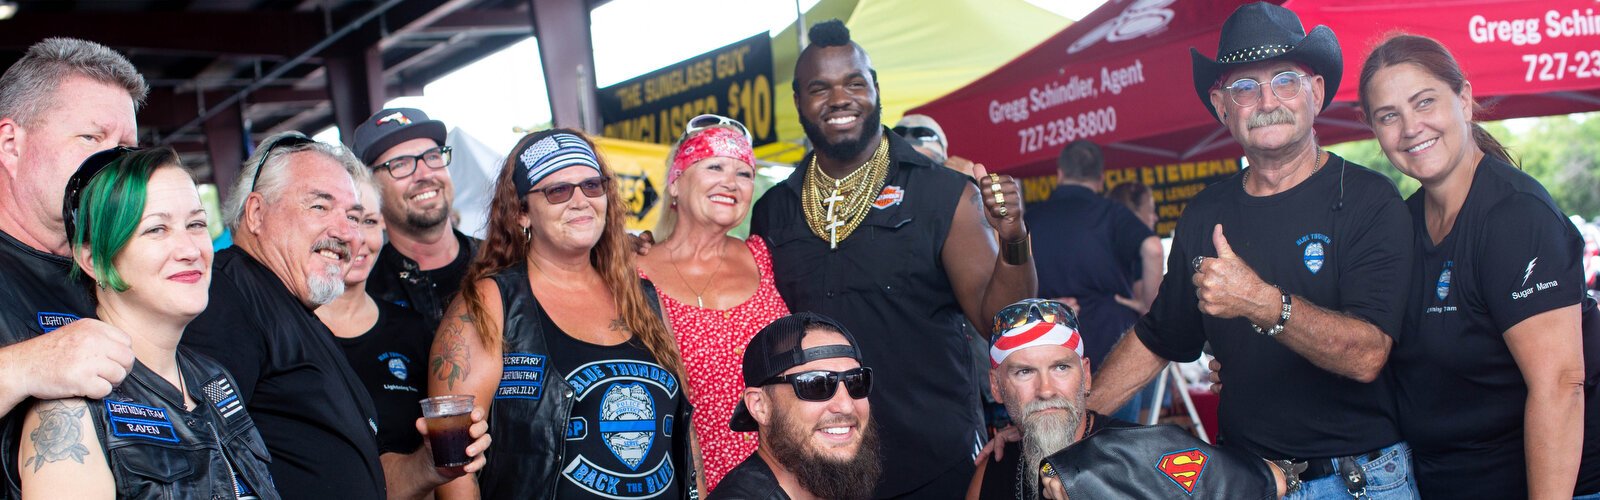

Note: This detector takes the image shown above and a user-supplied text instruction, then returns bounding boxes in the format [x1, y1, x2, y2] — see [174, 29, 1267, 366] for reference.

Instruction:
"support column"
[529, 0, 601, 133]
[324, 42, 386, 146]
[203, 101, 247, 205]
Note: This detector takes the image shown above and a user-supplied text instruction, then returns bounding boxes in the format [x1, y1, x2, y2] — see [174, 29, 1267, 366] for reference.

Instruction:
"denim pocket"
[1359, 443, 1420, 499]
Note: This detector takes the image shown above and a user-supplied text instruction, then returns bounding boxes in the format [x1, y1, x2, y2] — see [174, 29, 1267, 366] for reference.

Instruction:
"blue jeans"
[1286, 442, 1420, 499]
[1575, 491, 1600, 499]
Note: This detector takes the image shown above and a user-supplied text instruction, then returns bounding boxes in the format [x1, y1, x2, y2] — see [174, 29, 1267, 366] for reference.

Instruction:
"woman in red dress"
[639, 115, 790, 491]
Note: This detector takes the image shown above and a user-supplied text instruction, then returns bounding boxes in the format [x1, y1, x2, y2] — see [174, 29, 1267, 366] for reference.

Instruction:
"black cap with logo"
[352, 107, 448, 166]
[729, 312, 864, 432]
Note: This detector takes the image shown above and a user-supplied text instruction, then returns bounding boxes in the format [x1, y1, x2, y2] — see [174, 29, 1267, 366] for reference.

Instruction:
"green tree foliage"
[1326, 114, 1600, 219]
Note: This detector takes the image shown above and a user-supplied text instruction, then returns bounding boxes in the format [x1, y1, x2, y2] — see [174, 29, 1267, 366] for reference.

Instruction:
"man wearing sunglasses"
[970, 299, 1283, 499]
[1087, 4, 1417, 498]
[0, 38, 147, 499]
[352, 107, 480, 332]
[714, 313, 880, 500]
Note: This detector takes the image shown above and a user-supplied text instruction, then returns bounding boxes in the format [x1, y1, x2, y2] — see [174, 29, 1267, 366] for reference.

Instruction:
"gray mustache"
[311, 239, 351, 261]
[1247, 108, 1295, 129]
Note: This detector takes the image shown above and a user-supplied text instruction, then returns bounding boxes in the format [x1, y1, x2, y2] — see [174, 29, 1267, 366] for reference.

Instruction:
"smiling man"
[181, 132, 389, 499]
[749, 20, 1037, 498]
[712, 313, 881, 500]
[1086, 3, 1418, 498]
[352, 108, 479, 331]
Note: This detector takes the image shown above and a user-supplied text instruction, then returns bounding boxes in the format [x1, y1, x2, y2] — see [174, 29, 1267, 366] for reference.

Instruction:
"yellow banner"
[1018, 158, 1240, 237]
[592, 137, 671, 232]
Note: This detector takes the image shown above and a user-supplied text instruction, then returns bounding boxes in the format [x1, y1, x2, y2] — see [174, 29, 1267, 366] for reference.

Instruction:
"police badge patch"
[601, 382, 656, 471]
[379, 352, 410, 381]
[1296, 233, 1332, 274]
[1436, 261, 1453, 301]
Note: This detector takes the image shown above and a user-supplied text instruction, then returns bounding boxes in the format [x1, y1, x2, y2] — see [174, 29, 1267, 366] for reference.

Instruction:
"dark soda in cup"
[419, 395, 474, 473]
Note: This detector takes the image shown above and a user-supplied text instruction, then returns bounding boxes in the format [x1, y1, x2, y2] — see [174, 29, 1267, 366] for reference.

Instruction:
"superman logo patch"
[1155, 448, 1209, 495]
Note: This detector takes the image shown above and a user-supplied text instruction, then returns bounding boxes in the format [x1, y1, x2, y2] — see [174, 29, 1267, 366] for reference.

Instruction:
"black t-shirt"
[543, 307, 685, 500]
[0, 229, 94, 499]
[334, 300, 435, 454]
[1026, 185, 1155, 369]
[1134, 154, 1413, 459]
[1393, 155, 1600, 497]
[181, 247, 386, 499]
[708, 454, 790, 500]
[751, 132, 986, 496]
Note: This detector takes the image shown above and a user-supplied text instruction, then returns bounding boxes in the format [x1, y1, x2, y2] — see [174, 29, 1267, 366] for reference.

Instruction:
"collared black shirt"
[0, 229, 95, 499]
[1134, 154, 1412, 459]
[181, 247, 386, 499]
[1026, 185, 1155, 369]
[751, 130, 984, 496]
[366, 229, 479, 331]
[709, 453, 790, 500]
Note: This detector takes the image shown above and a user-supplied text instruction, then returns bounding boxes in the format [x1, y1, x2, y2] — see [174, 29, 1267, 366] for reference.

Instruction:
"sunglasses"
[761, 367, 873, 402]
[892, 125, 942, 144]
[250, 132, 317, 192]
[993, 299, 1079, 340]
[64, 146, 143, 240]
[375, 145, 452, 179]
[685, 114, 752, 144]
[529, 176, 609, 204]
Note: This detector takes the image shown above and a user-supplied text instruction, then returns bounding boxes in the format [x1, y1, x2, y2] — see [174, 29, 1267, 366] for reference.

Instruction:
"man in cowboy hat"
[1086, 3, 1418, 497]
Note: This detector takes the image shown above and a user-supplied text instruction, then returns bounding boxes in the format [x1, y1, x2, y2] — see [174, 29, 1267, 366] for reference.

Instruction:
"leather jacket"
[365, 230, 480, 329]
[94, 349, 280, 499]
[477, 265, 696, 499]
[1043, 424, 1276, 499]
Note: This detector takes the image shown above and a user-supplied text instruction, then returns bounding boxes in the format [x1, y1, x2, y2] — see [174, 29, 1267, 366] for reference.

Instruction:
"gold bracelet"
[1002, 234, 1031, 266]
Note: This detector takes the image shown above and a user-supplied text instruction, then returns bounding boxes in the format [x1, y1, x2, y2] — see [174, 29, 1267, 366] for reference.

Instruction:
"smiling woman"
[18, 147, 280, 499]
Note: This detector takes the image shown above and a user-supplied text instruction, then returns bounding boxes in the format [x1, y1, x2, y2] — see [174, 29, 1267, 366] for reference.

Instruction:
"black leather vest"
[476, 265, 696, 499]
[92, 349, 279, 499]
[366, 230, 481, 330]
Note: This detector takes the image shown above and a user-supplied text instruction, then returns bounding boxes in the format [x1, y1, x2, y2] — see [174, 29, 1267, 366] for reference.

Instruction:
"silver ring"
[1191, 256, 1206, 273]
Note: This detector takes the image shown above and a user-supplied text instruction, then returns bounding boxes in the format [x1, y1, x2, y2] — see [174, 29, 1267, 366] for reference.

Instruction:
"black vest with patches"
[89, 349, 279, 499]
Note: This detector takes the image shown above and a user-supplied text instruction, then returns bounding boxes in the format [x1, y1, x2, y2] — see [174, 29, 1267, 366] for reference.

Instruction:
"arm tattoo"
[25, 401, 91, 472]
[970, 189, 995, 230]
[431, 315, 472, 391]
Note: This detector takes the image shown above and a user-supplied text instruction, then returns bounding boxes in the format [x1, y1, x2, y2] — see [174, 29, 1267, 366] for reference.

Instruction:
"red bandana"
[670, 127, 754, 186]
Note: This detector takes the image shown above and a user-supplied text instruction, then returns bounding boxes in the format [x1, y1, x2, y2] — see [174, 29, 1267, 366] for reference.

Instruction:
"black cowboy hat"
[1190, 2, 1342, 121]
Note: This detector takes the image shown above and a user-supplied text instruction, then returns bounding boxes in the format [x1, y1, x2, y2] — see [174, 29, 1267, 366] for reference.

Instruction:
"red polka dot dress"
[640, 236, 789, 492]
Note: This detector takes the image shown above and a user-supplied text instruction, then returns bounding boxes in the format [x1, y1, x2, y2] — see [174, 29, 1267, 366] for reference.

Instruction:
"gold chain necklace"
[801, 137, 890, 249]
[667, 242, 726, 309]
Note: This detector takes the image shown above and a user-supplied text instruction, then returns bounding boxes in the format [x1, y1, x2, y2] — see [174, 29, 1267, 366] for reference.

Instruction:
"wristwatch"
[1251, 285, 1292, 337]
[1270, 459, 1306, 495]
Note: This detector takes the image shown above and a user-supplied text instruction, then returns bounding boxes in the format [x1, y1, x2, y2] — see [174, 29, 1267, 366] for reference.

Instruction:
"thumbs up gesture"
[1192, 224, 1277, 324]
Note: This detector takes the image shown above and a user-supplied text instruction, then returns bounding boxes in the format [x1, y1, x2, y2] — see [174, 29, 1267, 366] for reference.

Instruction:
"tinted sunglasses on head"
[993, 299, 1078, 339]
[761, 367, 873, 402]
[250, 132, 317, 192]
[685, 114, 752, 144]
[529, 176, 609, 204]
[892, 125, 942, 144]
[64, 146, 143, 239]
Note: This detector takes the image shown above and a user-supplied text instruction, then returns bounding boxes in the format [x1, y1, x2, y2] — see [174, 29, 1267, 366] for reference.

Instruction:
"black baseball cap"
[352, 107, 447, 166]
[729, 312, 864, 432]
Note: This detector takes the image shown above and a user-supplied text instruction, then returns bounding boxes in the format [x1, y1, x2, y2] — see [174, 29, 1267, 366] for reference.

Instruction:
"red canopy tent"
[909, 0, 1600, 179]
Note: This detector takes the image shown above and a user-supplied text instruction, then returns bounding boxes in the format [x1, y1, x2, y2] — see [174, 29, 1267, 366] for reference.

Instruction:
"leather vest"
[92, 349, 279, 499]
[476, 265, 696, 499]
[366, 230, 481, 330]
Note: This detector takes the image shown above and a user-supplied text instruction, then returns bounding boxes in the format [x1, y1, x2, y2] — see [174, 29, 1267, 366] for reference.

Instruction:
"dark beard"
[402, 206, 449, 231]
[766, 407, 882, 500]
[798, 101, 884, 163]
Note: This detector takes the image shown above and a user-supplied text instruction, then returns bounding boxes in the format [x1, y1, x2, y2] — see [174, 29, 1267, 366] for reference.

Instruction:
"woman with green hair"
[17, 147, 279, 499]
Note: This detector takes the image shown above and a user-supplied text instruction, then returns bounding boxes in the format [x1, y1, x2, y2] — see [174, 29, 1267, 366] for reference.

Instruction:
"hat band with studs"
[1217, 44, 1295, 64]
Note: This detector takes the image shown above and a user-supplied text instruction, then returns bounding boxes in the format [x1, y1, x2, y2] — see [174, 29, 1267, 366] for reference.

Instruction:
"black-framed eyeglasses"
[1223, 71, 1307, 108]
[64, 146, 143, 239]
[250, 132, 317, 192]
[761, 367, 873, 402]
[529, 176, 609, 204]
[993, 299, 1079, 340]
[375, 145, 452, 179]
[892, 125, 942, 145]
[685, 114, 752, 144]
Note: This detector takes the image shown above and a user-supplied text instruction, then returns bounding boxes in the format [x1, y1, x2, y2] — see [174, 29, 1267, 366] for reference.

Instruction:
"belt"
[1296, 451, 1383, 482]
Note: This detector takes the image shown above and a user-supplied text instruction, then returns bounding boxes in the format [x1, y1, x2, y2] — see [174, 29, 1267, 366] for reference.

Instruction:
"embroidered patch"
[1155, 448, 1209, 495]
[497, 352, 547, 400]
[380, 352, 411, 381]
[566, 417, 589, 440]
[1436, 261, 1453, 300]
[201, 377, 245, 419]
[1296, 233, 1332, 274]
[873, 185, 904, 209]
[36, 312, 79, 333]
[105, 400, 179, 443]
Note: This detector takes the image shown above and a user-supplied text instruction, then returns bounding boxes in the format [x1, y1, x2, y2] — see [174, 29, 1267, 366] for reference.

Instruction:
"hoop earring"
[522, 226, 531, 242]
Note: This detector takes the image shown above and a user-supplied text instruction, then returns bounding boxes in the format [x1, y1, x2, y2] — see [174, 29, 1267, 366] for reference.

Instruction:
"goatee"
[799, 102, 884, 163]
[767, 409, 882, 500]
[1014, 389, 1088, 498]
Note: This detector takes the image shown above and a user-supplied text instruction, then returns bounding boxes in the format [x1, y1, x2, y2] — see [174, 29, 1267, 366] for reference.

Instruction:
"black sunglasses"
[250, 132, 317, 192]
[529, 176, 609, 204]
[375, 145, 453, 179]
[63, 146, 143, 240]
[761, 367, 872, 402]
[892, 125, 941, 143]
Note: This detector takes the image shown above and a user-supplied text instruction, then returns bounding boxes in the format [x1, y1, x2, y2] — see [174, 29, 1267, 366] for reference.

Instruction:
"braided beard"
[1013, 386, 1089, 498]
